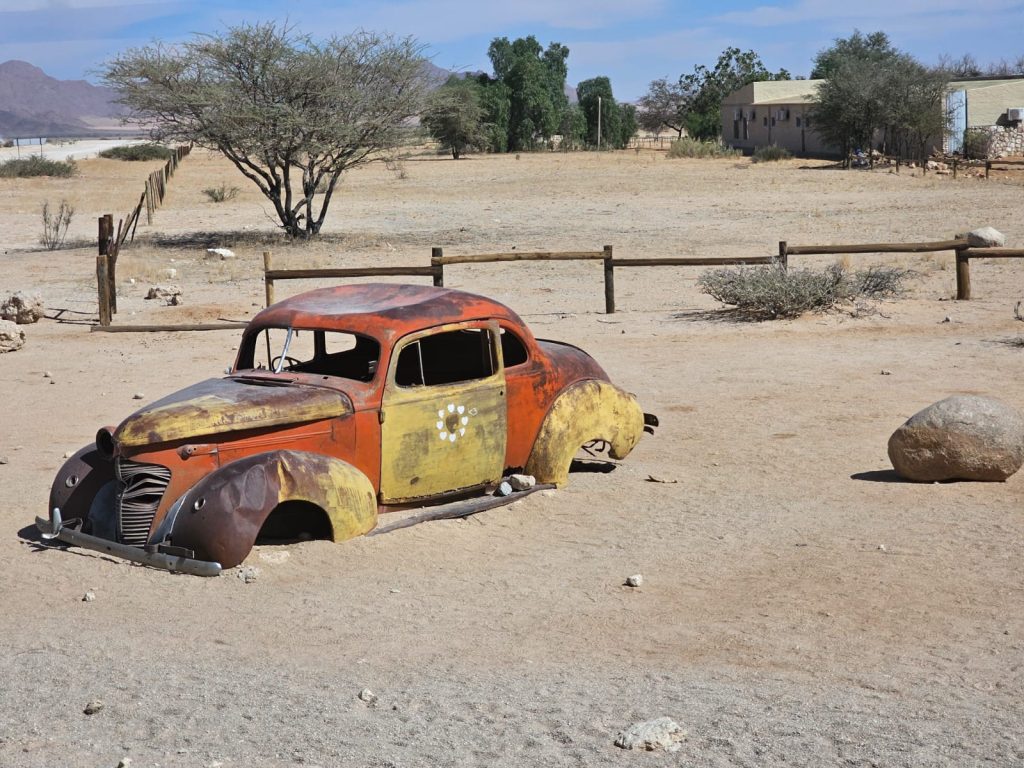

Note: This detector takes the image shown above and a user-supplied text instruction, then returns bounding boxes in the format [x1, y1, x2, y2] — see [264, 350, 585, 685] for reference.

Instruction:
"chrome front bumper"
[36, 507, 222, 577]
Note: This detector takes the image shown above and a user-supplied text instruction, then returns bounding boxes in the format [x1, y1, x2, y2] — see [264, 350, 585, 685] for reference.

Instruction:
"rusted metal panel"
[114, 377, 353, 448]
[168, 450, 377, 568]
[525, 380, 645, 486]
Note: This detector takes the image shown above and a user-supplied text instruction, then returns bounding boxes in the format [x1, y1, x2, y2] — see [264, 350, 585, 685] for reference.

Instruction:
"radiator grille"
[116, 459, 171, 547]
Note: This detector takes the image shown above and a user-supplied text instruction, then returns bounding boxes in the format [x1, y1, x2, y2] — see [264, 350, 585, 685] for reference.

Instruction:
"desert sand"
[0, 149, 1022, 767]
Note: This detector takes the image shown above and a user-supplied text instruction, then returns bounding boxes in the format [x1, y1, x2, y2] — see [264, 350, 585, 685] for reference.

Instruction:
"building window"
[795, 116, 801, 127]
[733, 120, 739, 139]
[763, 117, 768, 127]
[771, 117, 776, 127]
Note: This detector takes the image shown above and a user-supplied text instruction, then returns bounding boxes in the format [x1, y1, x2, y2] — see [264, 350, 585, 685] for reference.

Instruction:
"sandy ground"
[1, 149, 1023, 767]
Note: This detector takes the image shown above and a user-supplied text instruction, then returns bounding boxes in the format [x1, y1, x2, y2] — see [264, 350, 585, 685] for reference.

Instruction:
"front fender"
[48, 442, 115, 530]
[525, 380, 644, 487]
[166, 450, 377, 568]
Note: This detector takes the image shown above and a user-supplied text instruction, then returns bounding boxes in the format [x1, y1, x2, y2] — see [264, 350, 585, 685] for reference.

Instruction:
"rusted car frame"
[38, 284, 655, 575]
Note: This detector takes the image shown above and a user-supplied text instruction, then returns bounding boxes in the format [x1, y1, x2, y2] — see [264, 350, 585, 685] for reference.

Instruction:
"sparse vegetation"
[698, 261, 912, 318]
[666, 138, 739, 159]
[99, 143, 172, 161]
[0, 156, 77, 178]
[202, 183, 241, 203]
[752, 144, 792, 163]
[39, 199, 75, 250]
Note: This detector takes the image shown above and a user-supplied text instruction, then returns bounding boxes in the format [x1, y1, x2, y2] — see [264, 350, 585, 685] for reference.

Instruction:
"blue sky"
[1, 0, 1022, 100]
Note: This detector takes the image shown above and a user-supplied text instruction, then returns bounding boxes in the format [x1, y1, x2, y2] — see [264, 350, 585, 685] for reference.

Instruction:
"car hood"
[114, 376, 353, 448]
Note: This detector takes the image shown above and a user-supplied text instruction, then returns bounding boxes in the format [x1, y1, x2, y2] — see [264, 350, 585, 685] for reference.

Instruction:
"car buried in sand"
[37, 284, 656, 576]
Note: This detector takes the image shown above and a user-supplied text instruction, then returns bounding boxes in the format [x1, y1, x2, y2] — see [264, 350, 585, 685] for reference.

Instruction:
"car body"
[38, 283, 654, 575]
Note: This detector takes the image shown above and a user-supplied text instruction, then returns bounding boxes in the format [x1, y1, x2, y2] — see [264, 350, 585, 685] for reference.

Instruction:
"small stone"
[132, 393, 144, 400]
[236, 566, 259, 584]
[82, 591, 96, 602]
[942, 316, 952, 323]
[206, 248, 236, 260]
[507, 473, 536, 491]
[614, 717, 684, 752]
[63, 451, 72, 459]
[358, 688, 377, 703]
[83, 700, 104, 715]
[625, 574, 643, 588]
[495, 481, 513, 497]
[145, 284, 182, 305]
[0, 457, 8, 465]
[880, 369, 891, 375]
[43, 371, 52, 378]
[877, 544, 887, 552]
[164, 268, 177, 280]
[117, 758, 132, 768]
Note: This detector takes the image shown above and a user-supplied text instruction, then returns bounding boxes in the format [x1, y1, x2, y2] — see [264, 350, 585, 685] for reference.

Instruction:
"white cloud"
[10, 0, 172, 9]
[716, 0, 1023, 26]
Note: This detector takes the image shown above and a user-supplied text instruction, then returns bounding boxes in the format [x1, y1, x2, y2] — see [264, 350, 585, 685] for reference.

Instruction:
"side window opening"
[500, 328, 528, 367]
[395, 328, 495, 387]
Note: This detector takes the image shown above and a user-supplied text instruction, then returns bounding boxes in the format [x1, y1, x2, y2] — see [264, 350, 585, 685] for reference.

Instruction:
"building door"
[947, 89, 967, 153]
[380, 322, 506, 502]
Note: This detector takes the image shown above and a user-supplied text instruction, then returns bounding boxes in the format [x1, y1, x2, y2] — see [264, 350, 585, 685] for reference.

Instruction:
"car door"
[379, 320, 507, 503]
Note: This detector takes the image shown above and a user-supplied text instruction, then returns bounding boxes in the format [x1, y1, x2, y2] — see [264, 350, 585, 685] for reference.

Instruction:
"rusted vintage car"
[38, 284, 655, 575]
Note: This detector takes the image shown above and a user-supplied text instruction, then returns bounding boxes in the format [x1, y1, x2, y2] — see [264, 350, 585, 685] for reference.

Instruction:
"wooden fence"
[95, 145, 191, 326]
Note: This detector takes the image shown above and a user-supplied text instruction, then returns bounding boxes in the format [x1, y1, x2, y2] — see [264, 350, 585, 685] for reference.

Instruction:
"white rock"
[132, 393, 145, 400]
[358, 688, 377, 703]
[958, 226, 1006, 248]
[145, 284, 182, 303]
[82, 591, 96, 602]
[495, 481, 513, 497]
[0, 291, 44, 324]
[0, 319, 25, 353]
[117, 758, 131, 768]
[508, 473, 536, 491]
[207, 248, 236, 260]
[164, 268, 177, 279]
[236, 566, 259, 584]
[625, 574, 643, 588]
[614, 717, 684, 752]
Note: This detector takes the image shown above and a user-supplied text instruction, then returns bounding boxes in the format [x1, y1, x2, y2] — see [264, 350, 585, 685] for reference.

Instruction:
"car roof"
[250, 283, 528, 343]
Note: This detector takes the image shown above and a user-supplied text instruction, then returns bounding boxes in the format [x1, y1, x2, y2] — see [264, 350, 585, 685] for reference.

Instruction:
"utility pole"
[597, 96, 602, 150]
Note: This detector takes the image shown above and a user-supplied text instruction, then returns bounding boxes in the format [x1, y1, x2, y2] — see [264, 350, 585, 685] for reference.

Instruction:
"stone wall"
[970, 124, 1024, 158]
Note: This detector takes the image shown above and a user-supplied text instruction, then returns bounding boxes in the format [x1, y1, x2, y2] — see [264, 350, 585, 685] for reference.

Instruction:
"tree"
[422, 76, 487, 159]
[577, 76, 621, 148]
[104, 23, 427, 239]
[937, 53, 983, 78]
[682, 48, 790, 140]
[619, 104, 638, 148]
[637, 77, 691, 138]
[557, 104, 587, 150]
[811, 30, 897, 79]
[812, 33, 950, 164]
[485, 36, 569, 151]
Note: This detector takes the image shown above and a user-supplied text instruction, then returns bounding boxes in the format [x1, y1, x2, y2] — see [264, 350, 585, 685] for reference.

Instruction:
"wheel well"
[256, 500, 333, 544]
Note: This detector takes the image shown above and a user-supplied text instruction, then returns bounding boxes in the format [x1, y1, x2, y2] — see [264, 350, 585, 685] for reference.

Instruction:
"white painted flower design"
[436, 403, 470, 443]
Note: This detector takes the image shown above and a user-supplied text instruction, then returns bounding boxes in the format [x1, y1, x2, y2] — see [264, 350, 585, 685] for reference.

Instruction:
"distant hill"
[0, 60, 130, 138]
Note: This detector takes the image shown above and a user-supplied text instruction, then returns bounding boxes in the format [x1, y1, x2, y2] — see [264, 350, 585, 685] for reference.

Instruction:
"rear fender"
[525, 380, 644, 487]
[165, 450, 377, 569]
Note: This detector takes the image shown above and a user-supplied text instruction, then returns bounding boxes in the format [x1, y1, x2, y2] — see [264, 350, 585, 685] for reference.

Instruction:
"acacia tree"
[422, 76, 487, 159]
[104, 23, 427, 238]
[637, 77, 691, 138]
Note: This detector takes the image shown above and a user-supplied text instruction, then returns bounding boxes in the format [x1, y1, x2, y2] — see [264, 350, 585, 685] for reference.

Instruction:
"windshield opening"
[238, 327, 380, 383]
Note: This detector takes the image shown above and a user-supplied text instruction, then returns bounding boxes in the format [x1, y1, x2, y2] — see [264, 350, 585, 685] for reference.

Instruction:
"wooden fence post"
[96, 255, 112, 326]
[431, 247, 444, 287]
[955, 247, 971, 300]
[104, 213, 117, 314]
[98, 215, 110, 256]
[603, 244, 615, 314]
[263, 251, 275, 307]
[778, 241, 788, 271]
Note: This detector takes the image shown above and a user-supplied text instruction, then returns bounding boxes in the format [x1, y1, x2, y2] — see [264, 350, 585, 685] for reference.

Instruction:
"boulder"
[145, 285, 183, 305]
[957, 227, 1006, 248]
[614, 717, 684, 752]
[0, 291, 44, 324]
[888, 395, 1024, 482]
[0, 320, 25, 353]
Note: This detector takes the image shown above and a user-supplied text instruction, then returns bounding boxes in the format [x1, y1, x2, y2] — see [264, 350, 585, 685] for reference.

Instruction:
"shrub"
[666, 138, 739, 159]
[1, 139, 12, 148]
[698, 261, 912, 319]
[0, 156, 77, 178]
[40, 199, 75, 250]
[962, 128, 990, 160]
[202, 183, 240, 203]
[99, 143, 172, 161]
[751, 144, 792, 163]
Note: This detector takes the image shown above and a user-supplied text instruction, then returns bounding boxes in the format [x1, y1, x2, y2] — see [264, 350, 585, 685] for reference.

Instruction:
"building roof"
[250, 283, 525, 343]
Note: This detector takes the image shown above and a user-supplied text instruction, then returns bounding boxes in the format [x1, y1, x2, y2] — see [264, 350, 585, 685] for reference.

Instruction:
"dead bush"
[40, 199, 75, 250]
[697, 261, 912, 319]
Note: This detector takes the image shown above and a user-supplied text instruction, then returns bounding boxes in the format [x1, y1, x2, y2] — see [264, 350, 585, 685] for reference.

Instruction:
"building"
[722, 76, 1024, 158]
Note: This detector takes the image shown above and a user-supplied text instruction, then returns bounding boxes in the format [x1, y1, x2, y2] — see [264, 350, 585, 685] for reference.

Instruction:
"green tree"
[104, 23, 426, 239]
[682, 48, 790, 140]
[558, 104, 587, 150]
[422, 76, 487, 159]
[476, 76, 511, 152]
[637, 77, 691, 138]
[618, 104, 638, 148]
[811, 30, 897, 79]
[486, 36, 569, 151]
[577, 76, 621, 148]
[811, 33, 949, 164]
